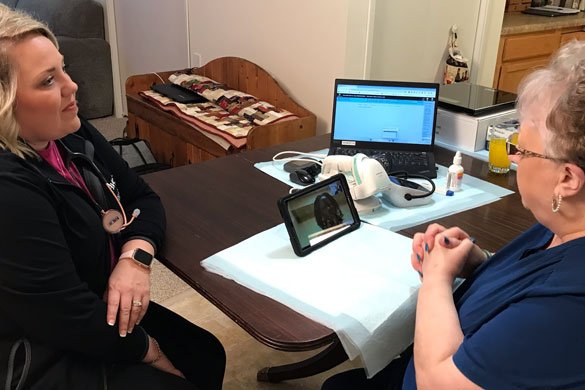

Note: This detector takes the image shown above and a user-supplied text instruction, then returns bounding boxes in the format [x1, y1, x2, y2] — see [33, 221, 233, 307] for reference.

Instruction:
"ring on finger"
[132, 300, 143, 308]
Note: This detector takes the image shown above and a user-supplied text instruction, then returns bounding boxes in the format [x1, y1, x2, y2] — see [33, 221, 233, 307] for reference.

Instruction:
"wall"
[475, 0, 506, 87]
[111, 0, 191, 113]
[187, 0, 372, 134]
[104, 0, 504, 127]
[103, 0, 122, 117]
[370, 1, 482, 83]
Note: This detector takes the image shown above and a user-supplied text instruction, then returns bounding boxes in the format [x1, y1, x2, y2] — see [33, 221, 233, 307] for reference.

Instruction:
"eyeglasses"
[506, 141, 568, 163]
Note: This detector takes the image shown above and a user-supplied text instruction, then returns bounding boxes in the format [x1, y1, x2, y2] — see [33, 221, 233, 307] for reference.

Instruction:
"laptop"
[328, 79, 440, 178]
[151, 83, 208, 104]
[522, 5, 580, 16]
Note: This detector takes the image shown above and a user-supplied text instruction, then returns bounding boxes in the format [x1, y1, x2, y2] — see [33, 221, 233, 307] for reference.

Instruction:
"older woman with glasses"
[323, 40, 585, 389]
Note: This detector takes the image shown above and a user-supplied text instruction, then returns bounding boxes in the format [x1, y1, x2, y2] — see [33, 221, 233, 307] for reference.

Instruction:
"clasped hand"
[411, 223, 488, 281]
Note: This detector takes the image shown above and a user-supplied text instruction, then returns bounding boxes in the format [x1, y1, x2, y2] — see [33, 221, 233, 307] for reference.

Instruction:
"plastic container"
[446, 151, 464, 191]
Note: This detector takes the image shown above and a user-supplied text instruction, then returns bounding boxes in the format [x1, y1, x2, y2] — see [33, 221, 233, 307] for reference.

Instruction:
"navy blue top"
[402, 223, 585, 389]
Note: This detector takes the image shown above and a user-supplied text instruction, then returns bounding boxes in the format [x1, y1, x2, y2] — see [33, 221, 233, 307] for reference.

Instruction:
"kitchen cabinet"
[494, 30, 559, 93]
[560, 30, 585, 45]
[494, 26, 585, 93]
[498, 57, 551, 93]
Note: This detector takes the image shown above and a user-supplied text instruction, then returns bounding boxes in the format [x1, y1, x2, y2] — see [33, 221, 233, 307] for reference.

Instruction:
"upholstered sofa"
[0, 0, 113, 119]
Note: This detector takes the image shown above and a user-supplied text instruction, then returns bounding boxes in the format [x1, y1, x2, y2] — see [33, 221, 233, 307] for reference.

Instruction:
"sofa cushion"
[0, 0, 113, 119]
[0, 0, 18, 7]
[59, 37, 113, 118]
[13, 0, 104, 39]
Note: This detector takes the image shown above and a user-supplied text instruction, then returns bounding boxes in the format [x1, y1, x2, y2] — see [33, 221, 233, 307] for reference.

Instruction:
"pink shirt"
[37, 141, 118, 269]
[37, 141, 92, 198]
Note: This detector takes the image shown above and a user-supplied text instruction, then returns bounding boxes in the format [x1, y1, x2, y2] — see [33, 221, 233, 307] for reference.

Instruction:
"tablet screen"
[278, 174, 360, 256]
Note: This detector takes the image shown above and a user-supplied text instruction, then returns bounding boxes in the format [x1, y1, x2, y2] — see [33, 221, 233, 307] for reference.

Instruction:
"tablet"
[277, 174, 361, 257]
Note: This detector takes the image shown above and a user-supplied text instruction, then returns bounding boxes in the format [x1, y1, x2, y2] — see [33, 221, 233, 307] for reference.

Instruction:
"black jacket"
[0, 118, 166, 388]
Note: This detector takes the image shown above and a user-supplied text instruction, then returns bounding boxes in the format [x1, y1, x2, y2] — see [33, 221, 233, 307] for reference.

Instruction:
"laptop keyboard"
[332, 147, 431, 175]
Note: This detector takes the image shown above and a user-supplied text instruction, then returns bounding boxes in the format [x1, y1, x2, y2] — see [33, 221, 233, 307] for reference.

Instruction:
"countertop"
[502, 11, 585, 35]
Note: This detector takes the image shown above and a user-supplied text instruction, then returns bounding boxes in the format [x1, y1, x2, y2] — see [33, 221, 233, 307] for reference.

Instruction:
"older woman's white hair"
[517, 40, 585, 170]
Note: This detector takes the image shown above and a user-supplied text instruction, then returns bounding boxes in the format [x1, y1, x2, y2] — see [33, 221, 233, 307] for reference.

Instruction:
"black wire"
[388, 171, 436, 199]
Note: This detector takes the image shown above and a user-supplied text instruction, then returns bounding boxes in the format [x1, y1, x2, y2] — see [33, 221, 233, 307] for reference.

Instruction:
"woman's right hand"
[143, 336, 185, 379]
[411, 223, 487, 278]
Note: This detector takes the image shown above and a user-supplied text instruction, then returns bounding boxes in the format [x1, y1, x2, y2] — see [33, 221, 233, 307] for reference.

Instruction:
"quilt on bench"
[139, 72, 298, 149]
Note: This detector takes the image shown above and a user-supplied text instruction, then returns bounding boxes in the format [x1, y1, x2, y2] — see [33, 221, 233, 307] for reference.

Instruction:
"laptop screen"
[330, 79, 439, 151]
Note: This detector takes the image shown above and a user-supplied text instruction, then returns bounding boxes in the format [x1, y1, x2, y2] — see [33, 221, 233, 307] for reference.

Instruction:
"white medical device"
[319, 154, 435, 214]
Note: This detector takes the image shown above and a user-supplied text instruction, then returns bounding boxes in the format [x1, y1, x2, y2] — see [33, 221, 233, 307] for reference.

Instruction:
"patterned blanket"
[139, 73, 298, 149]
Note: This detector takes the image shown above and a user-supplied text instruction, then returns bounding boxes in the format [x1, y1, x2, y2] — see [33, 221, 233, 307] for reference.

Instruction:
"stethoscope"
[58, 140, 140, 234]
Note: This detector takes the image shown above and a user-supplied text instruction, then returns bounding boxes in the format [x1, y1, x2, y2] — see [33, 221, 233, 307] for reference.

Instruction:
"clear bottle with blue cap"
[446, 151, 464, 192]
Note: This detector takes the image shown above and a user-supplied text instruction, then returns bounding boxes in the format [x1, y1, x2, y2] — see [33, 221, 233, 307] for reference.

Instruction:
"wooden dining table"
[143, 134, 535, 382]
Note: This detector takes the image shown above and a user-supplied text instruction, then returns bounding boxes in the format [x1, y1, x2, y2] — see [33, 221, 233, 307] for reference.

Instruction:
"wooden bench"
[125, 57, 317, 167]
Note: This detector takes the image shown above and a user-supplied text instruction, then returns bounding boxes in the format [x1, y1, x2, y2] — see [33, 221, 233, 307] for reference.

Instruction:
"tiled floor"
[149, 259, 191, 302]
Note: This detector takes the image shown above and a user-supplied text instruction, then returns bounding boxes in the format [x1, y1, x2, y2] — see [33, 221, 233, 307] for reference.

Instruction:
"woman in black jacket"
[0, 5, 225, 389]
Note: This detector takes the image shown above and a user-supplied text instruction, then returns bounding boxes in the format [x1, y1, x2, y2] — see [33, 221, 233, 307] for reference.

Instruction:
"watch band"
[119, 248, 153, 269]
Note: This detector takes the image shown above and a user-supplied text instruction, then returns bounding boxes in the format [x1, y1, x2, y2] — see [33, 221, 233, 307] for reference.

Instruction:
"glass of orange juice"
[509, 131, 519, 149]
[488, 136, 510, 174]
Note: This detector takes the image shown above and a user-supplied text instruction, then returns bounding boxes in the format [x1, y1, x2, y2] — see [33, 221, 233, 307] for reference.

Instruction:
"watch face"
[134, 248, 153, 265]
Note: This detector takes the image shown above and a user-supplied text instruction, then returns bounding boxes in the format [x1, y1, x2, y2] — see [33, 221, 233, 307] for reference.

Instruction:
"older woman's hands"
[421, 235, 476, 282]
[105, 239, 154, 337]
[411, 223, 488, 279]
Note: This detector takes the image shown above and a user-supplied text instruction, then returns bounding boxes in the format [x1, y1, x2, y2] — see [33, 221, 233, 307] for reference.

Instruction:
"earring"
[552, 194, 563, 213]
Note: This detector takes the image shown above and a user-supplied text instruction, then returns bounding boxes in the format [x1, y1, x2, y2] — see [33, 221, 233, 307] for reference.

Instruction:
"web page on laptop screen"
[333, 83, 437, 146]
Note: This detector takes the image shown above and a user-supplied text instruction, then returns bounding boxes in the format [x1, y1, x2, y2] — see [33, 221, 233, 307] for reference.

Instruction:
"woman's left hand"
[421, 233, 475, 282]
[105, 257, 151, 337]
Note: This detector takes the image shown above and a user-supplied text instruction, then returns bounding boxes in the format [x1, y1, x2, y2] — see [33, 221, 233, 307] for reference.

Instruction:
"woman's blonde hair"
[0, 4, 57, 159]
[517, 40, 585, 170]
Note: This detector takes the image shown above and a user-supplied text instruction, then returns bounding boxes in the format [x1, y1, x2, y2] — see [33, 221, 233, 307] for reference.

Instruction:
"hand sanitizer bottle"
[447, 151, 464, 192]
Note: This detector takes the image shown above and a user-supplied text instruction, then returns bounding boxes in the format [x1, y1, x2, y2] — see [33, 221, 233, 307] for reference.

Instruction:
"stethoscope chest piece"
[102, 209, 125, 234]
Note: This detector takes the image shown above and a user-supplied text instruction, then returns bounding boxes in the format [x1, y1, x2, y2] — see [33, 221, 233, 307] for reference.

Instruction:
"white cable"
[151, 72, 165, 84]
[272, 150, 327, 166]
[278, 158, 324, 167]
[273, 150, 327, 160]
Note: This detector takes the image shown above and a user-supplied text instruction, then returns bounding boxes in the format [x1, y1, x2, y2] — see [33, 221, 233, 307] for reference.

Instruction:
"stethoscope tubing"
[55, 141, 139, 233]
